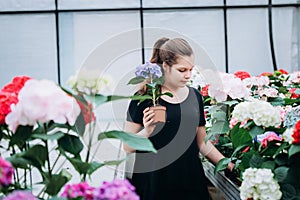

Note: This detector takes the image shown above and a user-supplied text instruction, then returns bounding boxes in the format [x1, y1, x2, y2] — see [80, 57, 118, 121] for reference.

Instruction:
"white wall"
[1, 1, 300, 116]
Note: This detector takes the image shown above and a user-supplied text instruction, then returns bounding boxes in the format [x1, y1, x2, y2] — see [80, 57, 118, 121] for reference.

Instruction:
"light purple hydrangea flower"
[0, 157, 14, 186]
[135, 62, 162, 79]
[61, 181, 95, 200]
[3, 190, 37, 200]
[94, 179, 139, 200]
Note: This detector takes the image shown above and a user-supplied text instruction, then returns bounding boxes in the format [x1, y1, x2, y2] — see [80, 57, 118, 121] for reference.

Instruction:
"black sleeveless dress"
[126, 87, 210, 200]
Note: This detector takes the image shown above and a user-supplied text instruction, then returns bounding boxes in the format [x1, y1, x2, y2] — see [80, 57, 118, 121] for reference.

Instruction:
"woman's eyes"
[178, 68, 193, 72]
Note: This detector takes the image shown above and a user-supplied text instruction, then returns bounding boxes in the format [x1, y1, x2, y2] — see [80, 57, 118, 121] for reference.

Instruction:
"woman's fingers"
[144, 112, 154, 122]
[142, 108, 157, 136]
[143, 107, 155, 127]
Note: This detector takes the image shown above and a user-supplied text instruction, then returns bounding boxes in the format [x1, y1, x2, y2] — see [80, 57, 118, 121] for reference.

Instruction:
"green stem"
[11, 146, 20, 186]
[45, 141, 52, 178]
[43, 124, 52, 178]
[150, 75, 156, 106]
[51, 151, 61, 170]
[8, 130, 21, 186]
[23, 142, 30, 189]
[83, 109, 96, 181]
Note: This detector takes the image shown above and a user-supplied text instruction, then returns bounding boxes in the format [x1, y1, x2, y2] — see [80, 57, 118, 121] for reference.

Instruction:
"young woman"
[124, 37, 233, 200]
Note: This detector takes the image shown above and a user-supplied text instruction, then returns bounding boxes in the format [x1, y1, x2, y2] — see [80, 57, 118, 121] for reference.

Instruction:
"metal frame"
[202, 160, 240, 200]
[0, 1, 299, 84]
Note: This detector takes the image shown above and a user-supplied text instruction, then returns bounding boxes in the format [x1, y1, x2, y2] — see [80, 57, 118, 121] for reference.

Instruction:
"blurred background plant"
[0, 71, 156, 199]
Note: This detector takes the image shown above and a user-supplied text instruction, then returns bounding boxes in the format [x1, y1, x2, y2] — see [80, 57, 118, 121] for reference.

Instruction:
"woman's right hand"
[142, 107, 156, 137]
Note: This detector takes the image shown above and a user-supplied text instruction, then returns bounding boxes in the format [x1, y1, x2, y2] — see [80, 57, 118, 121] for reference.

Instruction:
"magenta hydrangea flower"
[61, 181, 95, 200]
[3, 190, 37, 200]
[135, 62, 162, 79]
[0, 157, 14, 186]
[94, 179, 139, 200]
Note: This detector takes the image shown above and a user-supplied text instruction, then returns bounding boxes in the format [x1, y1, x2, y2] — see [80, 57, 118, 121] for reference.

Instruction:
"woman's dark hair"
[150, 37, 194, 67]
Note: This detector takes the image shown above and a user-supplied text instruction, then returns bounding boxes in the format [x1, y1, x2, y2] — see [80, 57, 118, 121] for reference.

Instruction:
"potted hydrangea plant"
[191, 68, 300, 200]
[0, 74, 157, 199]
[128, 61, 173, 123]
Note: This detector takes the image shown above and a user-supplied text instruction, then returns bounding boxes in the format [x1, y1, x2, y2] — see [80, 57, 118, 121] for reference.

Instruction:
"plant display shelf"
[203, 161, 241, 200]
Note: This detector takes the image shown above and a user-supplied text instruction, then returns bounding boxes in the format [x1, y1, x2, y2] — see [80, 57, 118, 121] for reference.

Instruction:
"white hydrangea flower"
[188, 66, 208, 88]
[232, 100, 281, 127]
[240, 168, 282, 200]
[232, 101, 252, 122]
[282, 128, 293, 143]
[67, 68, 114, 95]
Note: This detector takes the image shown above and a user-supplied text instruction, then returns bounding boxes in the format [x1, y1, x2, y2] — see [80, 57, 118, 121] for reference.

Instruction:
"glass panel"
[227, 0, 267, 5]
[273, 0, 298, 4]
[143, 10, 225, 72]
[227, 8, 274, 75]
[58, 0, 139, 10]
[143, 0, 222, 7]
[0, 14, 58, 88]
[292, 7, 300, 71]
[59, 11, 141, 122]
[0, 0, 55, 11]
[273, 8, 294, 72]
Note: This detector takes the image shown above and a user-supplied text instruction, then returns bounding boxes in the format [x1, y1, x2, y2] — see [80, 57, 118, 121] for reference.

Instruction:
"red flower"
[288, 88, 300, 99]
[0, 92, 18, 124]
[200, 85, 209, 97]
[278, 68, 288, 75]
[234, 71, 251, 80]
[243, 146, 250, 153]
[0, 76, 31, 125]
[260, 72, 273, 76]
[292, 120, 300, 145]
[76, 99, 95, 124]
[1, 76, 31, 95]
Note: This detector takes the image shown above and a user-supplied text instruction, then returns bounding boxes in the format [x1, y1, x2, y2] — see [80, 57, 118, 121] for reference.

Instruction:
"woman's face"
[163, 55, 194, 89]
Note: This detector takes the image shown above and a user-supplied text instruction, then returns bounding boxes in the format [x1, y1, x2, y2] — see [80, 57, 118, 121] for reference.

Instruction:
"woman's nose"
[185, 71, 191, 79]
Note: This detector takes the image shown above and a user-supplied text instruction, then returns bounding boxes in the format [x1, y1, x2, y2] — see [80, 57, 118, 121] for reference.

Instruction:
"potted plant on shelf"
[127, 61, 173, 124]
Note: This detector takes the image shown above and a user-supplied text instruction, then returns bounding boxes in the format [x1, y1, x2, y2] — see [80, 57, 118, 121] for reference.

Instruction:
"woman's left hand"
[227, 162, 235, 172]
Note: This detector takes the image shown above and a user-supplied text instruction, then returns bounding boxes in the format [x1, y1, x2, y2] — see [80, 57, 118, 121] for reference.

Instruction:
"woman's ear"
[162, 62, 169, 71]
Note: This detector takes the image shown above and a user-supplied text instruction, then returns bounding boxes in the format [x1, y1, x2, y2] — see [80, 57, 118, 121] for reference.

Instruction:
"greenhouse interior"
[1, 0, 300, 200]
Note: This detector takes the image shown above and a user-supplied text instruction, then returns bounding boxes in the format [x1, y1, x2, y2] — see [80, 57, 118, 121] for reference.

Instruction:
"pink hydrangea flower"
[94, 179, 139, 200]
[61, 182, 95, 200]
[283, 71, 300, 86]
[229, 117, 247, 129]
[243, 76, 269, 87]
[208, 72, 250, 102]
[0, 157, 14, 186]
[257, 87, 278, 98]
[3, 190, 36, 200]
[5, 79, 81, 132]
[257, 131, 282, 148]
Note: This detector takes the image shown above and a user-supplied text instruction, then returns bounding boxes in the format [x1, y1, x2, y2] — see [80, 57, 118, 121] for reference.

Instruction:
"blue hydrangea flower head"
[135, 62, 162, 79]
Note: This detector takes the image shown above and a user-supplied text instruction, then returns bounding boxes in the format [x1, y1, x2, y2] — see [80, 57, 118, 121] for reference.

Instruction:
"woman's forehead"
[175, 55, 194, 67]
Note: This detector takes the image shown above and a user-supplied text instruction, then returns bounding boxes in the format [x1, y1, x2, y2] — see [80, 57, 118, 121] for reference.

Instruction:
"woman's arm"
[197, 126, 234, 171]
[123, 107, 156, 153]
